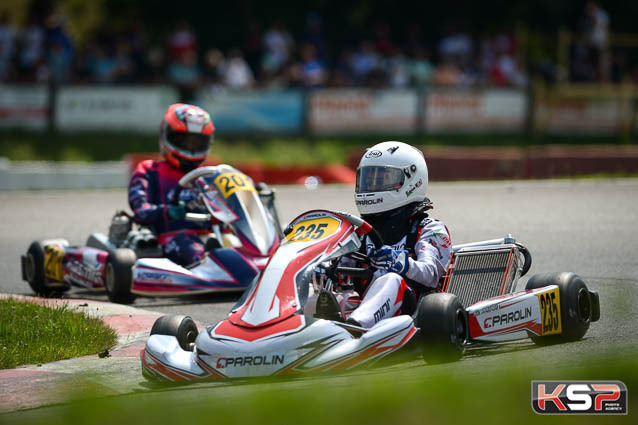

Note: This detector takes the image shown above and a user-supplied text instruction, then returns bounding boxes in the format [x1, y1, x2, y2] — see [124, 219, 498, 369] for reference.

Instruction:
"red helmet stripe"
[202, 121, 214, 135]
[165, 104, 187, 132]
[164, 150, 181, 168]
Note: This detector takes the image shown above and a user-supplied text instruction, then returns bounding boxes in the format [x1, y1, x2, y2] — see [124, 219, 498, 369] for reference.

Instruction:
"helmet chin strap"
[362, 201, 429, 245]
[178, 157, 201, 173]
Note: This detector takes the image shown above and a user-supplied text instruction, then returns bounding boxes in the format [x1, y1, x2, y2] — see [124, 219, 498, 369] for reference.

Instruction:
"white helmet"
[354, 141, 428, 215]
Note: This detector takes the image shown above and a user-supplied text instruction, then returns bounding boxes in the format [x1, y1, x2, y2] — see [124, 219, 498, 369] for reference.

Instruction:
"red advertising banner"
[535, 97, 631, 134]
[309, 89, 418, 134]
[425, 88, 527, 132]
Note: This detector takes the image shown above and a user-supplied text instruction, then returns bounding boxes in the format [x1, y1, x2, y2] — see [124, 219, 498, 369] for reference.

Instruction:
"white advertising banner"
[536, 97, 629, 135]
[309, 89, 418, 134]
[0, 85, 49, 130]
[425, 89, 527, 132]
[55, 86, 178, 132]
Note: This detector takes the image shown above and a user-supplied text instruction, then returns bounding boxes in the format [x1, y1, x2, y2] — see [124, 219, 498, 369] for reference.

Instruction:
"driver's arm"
[405, 220, 453, 288]
[128, 161, 169, 225]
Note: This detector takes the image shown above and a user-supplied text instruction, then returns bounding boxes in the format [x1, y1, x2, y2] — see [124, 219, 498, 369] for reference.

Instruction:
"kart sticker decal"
[287, 322, 416, 374]
[214, 172, 256, 198]
[232, 240, 351, 328]
[309, 323, 417, 372]
[63, 258, 104, 288]
[194, 355, 228, 379]
[132, 282, 242, 292]
[141, 349, 207, 381]
[215, 354, 285, 369]
[538, 287, 562, 336]
[44, 245, 65, 281]
[213, 314, 306, 342]
[468, 313, 542, 338]
[274, 336, 346, 376]
[284, 217, 341, 244]
[465, 288, 532, 310]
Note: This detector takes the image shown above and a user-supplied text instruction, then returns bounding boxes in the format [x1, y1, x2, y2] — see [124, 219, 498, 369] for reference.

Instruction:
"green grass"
[0, 298, 118, 369]
[4, 354, 636, 425]
[1, 131, 635, 165]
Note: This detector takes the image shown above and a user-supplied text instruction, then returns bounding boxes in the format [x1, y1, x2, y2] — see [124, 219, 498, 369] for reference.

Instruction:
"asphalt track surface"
[1, 179, 637, 414]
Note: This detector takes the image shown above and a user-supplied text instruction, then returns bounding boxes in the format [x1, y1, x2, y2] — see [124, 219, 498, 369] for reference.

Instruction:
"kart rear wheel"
[105, 248, 136, 304]
[150, 315, 198, 351]
[23, 241, 70, 297]
[414, 293, 467, 364]
[525, 272, 594, 345]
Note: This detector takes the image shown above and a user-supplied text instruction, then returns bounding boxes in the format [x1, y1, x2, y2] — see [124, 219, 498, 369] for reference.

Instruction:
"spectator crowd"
[0, 2, 631, 97]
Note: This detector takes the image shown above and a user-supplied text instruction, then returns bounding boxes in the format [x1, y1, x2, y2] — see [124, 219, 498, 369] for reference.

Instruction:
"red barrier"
[125, 146, 638, 185]
[348, 145, 638, 180]
[123, 154, 356, 185]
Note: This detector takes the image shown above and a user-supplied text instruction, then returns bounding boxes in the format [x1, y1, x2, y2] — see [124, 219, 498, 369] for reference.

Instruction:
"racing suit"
[348, 218, 453, 328]
[128, 159, 209, 266]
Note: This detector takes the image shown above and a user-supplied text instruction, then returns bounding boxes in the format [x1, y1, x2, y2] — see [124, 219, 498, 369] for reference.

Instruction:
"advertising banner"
[55, 86, 178, 132]
[535, 97, 630, 135]
[309, 89, 418, 134]
[0, 85, 49, 130]
[424, 88, 527, 133]
[196, 89, 304, 134]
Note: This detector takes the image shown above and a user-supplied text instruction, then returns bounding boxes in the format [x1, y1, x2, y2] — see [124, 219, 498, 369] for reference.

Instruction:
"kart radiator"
[441, 245, 521, 308]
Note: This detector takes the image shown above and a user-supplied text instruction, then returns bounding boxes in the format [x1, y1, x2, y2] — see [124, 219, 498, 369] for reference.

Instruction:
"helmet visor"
[356, 166, 405, 193]
[167, 131, 212, 156]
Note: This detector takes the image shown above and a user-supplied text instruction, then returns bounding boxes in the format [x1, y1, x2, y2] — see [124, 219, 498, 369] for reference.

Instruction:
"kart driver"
[317, 141, 453, 329]
[128, 103, 214, 267]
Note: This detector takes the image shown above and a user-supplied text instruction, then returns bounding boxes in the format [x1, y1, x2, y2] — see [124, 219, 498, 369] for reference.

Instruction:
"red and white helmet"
[354, 141, 428, 215]
[160, 103, 215, 172]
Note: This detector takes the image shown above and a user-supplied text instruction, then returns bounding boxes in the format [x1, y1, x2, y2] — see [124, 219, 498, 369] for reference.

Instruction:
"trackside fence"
[1, 83, 638, 137]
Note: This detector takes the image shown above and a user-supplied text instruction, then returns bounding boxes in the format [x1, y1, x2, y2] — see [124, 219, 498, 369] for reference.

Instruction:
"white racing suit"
[348, 218, 453, 328]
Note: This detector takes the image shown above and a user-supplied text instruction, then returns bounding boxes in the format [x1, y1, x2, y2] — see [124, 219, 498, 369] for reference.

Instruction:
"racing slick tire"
[23, 241, 69, 297]
[105, 248, 136, 304]
[415, 293, 468, 364]
[525, 272, 595, 345]
[150, 315, 198, 351]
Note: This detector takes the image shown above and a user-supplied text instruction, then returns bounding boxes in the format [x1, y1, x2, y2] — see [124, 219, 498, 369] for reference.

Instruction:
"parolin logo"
[532, 381, 627, 415]
[216, 355, 285, 368]
[137, 271, 170, 281]
[356, 198, 383, 206]
[484, 307, 532, 328]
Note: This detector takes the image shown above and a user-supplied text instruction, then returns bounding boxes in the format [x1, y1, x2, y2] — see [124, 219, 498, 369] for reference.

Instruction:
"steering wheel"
[170, 166, 219, 205]
[327, 213, 384, 280]
[169, 166, 220, 223]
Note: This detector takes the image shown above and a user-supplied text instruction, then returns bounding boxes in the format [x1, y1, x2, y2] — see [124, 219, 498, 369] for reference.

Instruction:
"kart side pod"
[412, 272, 599, 364]
[465, 272, 599, 345]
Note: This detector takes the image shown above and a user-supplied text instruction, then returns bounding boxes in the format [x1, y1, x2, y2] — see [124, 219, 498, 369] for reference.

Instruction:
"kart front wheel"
[150, 315, 198, 351]
[414, 293, 467, 364]
[525, 272, 599, 345]
[105, 248, 136, 304]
